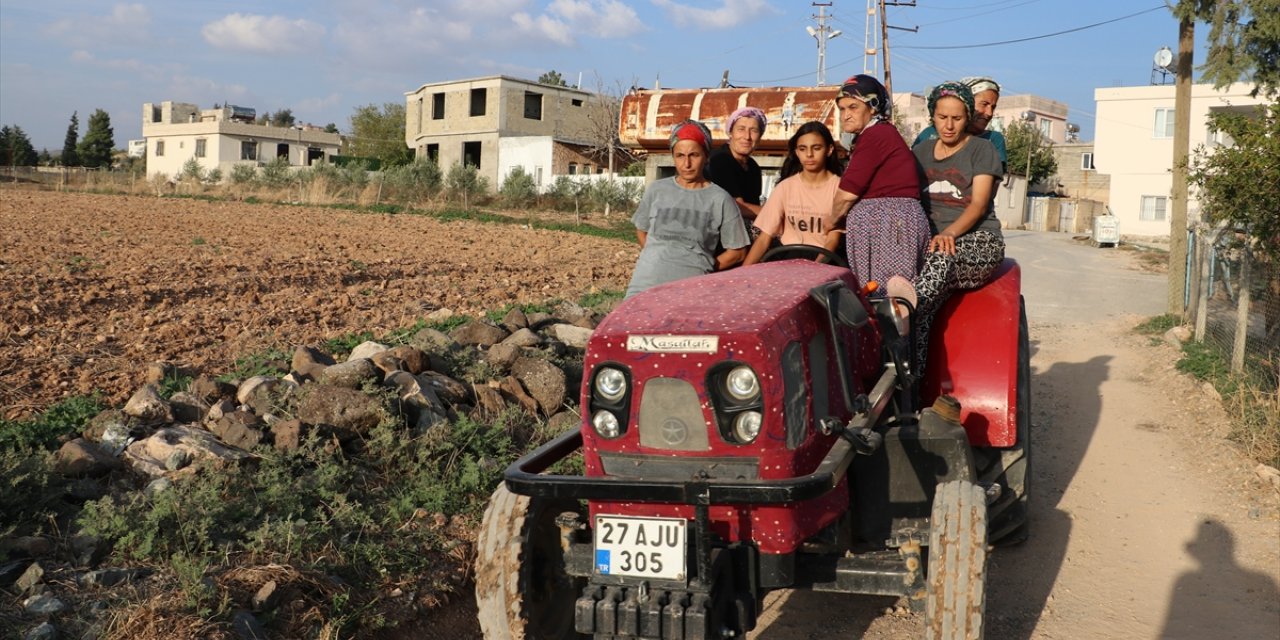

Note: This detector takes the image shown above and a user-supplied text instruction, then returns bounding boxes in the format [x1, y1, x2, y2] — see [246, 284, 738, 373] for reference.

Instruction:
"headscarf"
[962, 76, 1001, 97]
[927, 81, 975, 118]
[837, 74, 892, 119]
[668, 119, 712, 153]
[726, 107, 767, 135]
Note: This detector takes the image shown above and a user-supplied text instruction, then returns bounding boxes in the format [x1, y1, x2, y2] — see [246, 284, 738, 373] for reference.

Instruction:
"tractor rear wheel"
[475, 484, 586, 640]
[977, 296, 1031, 544]
[925, 480, 988, 640]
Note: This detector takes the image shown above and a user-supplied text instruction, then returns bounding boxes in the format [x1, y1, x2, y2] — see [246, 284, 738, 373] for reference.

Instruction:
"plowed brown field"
[0, 189, 638, 419]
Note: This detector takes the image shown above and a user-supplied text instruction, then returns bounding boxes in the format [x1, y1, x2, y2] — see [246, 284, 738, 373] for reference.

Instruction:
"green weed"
[0, 395, 105, 452]
[1136, 314, 1181, 335]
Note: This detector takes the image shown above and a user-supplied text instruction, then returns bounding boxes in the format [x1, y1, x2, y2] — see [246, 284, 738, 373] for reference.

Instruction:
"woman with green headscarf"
[909, 81, 1006, 374]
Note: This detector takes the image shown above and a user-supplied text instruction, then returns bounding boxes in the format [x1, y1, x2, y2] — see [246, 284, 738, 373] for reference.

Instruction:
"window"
[432, 93, 445, 120]
[241, 140, 257, 161]
[195, 139, 206, 158]
[1140, 196, 1167, 221]
[1039, 119, 1052, 138]
[571, 98, 583, 107]
[155, 140, 165, 157]
[426, 143, 439, 163]
[1154, 108, 1175, 138]
[1081, 152, 1095, 171]
[276, 143, 289, 160]
[463, 141, 482, 168]
[470, 88, 486, 117]
[524, 91, 543, 120]
[415, 98, 423, 132]
[568, 162, 577, 175]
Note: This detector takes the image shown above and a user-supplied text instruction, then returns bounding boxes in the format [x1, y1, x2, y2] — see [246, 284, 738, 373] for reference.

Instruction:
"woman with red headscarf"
[626, 120, 750, 298]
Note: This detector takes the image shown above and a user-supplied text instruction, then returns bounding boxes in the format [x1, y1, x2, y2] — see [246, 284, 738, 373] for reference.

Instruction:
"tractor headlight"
[595, 367, 627, 402]
[732, 411, 762, 443]
[725, 366, 760, 401]
[592, 410, 621, 439]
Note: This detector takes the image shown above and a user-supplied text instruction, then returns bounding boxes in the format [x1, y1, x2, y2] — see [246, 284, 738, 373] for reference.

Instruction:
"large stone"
[70, 535, 106, 568]
[500, 328, 542, 348]
[122, 383, 172, 423]
[485, 343, 521, 371]
[252, 580, 279, 611]
[232, 609, 268, 640]
[24, 621, 57, 640]
[512, 357, 567, 415]
[419, 371, 472, 406]
[295, 385, 388, 440]
[410, 327, 461, 355]
[291, 346, 335, 381]
[5, 536, 53, 558]
[348, 341, 390, 362]
[384, 345, 429, 374]
[499, 376, 540, 415]
[552, 323, 594, 350]
[1164, 325, 1192, 347]
[53, 439, 119, 477]
[191, 375, 236, 404]
[210, 411, 265, 450]
[143, 361, 177, 385]
[425, 308, 454, 323]
[271, 419, 304, 451]
[24, 593, 67, 616]
[471, 384, 508, 418]
[547, 410, 581, 433]
[123, 426, 252, 477]
[79, 567, 150, 588]
[499, 307, 529, 332]
[206, 398, 237, 423]
[168, 391, 209, 424]
[237, 377, 280, 416]
[81, 410, 138, 455]
[15, 562, 43, 593]
[554, 300, 593, 325]
[449, 319, 510, 347]
[384, 372, 449, 432]
[1, 560, 29, 588]
[370, 353, 405, 376]
[318, 358, 380, 389]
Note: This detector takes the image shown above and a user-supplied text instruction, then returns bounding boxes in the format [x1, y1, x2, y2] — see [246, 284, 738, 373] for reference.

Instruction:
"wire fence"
[1188, 224, 1280, 378]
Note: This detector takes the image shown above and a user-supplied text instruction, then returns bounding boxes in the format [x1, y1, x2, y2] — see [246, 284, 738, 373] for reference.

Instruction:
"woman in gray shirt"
[625, 120, 750, 298]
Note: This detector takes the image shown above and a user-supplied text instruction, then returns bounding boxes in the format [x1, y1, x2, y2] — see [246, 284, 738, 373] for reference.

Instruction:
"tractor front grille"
[636, 377, 710, 452]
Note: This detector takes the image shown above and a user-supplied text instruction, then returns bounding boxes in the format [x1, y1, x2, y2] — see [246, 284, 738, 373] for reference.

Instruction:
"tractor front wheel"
[475, 484, 586, 640]
[925, 480, 988, 640]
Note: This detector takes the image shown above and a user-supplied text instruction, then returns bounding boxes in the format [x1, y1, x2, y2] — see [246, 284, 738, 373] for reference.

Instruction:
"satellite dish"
[1154, 46, 1175, 71]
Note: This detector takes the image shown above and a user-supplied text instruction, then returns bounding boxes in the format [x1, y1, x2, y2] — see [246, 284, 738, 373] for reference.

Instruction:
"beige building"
[404, 76, 615, 189]
[1093, 82, 1265, 239]
[891, 91, 1070, 145]
[142, 101, 341, 181]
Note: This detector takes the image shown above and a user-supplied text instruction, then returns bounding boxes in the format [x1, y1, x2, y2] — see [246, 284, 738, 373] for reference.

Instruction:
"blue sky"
[0, 1, 1201, 151]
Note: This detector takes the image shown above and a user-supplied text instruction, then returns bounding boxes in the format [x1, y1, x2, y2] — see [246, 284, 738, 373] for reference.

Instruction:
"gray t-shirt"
[912, 137, 1004, 236]
[626, 178, 749, 298]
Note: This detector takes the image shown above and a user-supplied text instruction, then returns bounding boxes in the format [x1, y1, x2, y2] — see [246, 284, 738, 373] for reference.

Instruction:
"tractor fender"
[921, 258, 1023, 447]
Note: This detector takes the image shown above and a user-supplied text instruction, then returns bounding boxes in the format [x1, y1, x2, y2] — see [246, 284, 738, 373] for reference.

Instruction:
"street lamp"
[807, 23, 842, 86]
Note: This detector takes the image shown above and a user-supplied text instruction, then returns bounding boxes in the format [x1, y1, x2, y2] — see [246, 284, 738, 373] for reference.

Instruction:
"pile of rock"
[10, 302, 604, 640]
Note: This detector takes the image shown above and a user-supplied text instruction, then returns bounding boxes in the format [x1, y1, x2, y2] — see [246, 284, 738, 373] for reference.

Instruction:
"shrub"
[383, 159, 442, 203]
[259, 156, 292, 188]
[499, 166, 538, 208]
[204, 167, 223, 185]
[229, 163, 257, 185]
[445, 162, 488, 205]
[180, 158, 205, 183]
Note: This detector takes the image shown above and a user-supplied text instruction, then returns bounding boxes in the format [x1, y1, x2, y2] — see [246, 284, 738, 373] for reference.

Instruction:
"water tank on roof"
[619, 87, 839, 154]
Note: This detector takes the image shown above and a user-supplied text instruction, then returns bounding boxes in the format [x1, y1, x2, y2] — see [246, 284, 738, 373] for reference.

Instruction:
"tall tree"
[61, 111, 80, 166]
[77, 109, 115, 168]
[0, 125, 39, 166]
[271, 109, 296, 128]
[347, 102, 412, 167]
[323, 122, 339, 134]
[1003, 121, 1057, 185]
[538, 70, 569, 87]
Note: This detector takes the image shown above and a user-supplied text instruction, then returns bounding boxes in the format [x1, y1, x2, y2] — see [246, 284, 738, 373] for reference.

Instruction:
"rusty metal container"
[619, 87, 840, 155]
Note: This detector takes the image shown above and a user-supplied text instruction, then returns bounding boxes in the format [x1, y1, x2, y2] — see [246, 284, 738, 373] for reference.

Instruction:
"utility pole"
[808, 3, 841, 86]
[875, 1, 917, 98]
[1169, 14, 1193, 317]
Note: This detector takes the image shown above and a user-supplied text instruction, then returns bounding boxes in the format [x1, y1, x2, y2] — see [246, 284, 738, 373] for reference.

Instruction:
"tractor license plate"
[593, 515, 687, 582]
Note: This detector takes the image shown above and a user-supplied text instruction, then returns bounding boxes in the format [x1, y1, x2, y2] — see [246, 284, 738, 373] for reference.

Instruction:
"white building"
[1093, 82, 1265, 239]
[141, 101, 341, 180]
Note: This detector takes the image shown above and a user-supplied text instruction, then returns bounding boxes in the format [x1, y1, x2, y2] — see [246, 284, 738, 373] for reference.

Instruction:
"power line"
[915, 0, 1045, 28]
[900, 5, 1165, 50]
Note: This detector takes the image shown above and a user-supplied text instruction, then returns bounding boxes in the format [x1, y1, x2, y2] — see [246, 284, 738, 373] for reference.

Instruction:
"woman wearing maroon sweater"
[831, 74, 931, 293]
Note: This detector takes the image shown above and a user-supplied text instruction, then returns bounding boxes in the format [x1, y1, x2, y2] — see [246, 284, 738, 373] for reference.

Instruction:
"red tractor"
[475, 255, 1030, 640]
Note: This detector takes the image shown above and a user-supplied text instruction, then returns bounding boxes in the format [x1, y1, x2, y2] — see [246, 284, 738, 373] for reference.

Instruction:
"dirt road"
[749, 232, 1280, 639]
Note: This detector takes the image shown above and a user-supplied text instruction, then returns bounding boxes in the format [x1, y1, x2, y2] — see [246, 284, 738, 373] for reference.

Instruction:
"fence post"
[1194, 230, 1211, 342]
[1232, 243, 1252, 372]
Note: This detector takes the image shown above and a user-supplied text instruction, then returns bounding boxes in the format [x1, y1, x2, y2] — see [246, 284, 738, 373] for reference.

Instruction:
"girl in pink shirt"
[742, 121, 845, 266]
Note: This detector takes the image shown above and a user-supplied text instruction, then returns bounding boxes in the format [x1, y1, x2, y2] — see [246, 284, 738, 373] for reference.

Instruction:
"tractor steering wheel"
[761, 244, 849, 268]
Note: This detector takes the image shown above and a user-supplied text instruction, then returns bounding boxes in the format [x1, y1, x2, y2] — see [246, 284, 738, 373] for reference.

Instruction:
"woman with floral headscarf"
[625, 119, 750, 298]
[910, 81, 1006, 373]
[831, 74, 931, 299]
[914, 76, 1007, 171]
[707, 106, 767, 236]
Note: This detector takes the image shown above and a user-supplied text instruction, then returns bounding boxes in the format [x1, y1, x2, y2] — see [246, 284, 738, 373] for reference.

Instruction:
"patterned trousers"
[914, 230, 1006, 373]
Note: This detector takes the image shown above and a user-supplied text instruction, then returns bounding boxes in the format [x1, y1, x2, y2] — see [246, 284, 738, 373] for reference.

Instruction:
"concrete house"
[142, 101, 341, 180]
[1093, 82, 1265, 239]
[404, 76, 619, 190]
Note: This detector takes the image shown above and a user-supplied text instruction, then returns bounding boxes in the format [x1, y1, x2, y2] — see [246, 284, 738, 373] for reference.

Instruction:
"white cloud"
[201, 14, 327, 55]
[332, 5, 472, 64]
[69, 49, 180, 82]
[510, 0, 645, 46]
[44, 3, 151, 47]
[651, 0, 770, 30]
[511, 12, 574, 46]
